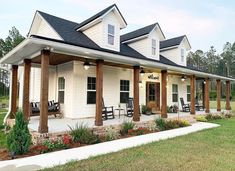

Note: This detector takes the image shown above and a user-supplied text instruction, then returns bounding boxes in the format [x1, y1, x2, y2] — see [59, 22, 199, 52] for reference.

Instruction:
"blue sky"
[1, 0, 235, 53]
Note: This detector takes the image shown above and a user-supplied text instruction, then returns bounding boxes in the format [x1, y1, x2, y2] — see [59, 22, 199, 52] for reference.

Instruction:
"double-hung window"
[181, 49, 185, 62]
[108, 24, 115, 45]
[172, 84, 178, 102]
[120, 80, 130, 103]
[187, 85, 190, 102]
[87, 77, 96, 104]
[58, 77, 65, 103]
[152, 39, 156, 55]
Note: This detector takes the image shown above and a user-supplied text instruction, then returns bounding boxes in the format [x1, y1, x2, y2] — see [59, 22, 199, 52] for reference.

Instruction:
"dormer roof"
[75, 4, 127, 31]
[121, 23, 165, 43]
[160, 35, 191, 50]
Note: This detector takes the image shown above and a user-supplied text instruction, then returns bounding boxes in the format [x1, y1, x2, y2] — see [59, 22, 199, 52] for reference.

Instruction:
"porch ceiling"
[1, 36, 234, 81]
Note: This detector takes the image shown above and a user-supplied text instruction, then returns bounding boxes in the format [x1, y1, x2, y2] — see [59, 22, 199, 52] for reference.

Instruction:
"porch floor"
[28, 109, 223, 133]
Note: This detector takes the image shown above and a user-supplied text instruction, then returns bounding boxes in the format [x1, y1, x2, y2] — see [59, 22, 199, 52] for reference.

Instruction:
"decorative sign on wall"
[148, 74, 159, 80]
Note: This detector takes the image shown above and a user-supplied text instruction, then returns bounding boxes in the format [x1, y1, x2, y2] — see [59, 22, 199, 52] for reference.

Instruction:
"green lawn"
[210, 100, 235, 110]
[0, 109, 7, 148]
[42, 118, 235, 171]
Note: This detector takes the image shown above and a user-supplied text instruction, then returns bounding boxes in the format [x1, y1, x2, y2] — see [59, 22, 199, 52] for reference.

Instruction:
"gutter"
[1, 36, 234, 81]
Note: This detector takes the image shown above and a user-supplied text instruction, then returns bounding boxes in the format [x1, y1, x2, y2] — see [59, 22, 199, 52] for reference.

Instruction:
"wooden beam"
[205, 78, 210, 113]
[190, 75, 195, 114]
[95, 60, 103, 126]
[22, 59, 31, 120]
[226, 80, 231, 111]
[38, 50, 50, 133]
[133, 66, 140, 122]
[216, 79, 221, 111]
[161, 70, 167, 118]
[10, 65, 18, 118]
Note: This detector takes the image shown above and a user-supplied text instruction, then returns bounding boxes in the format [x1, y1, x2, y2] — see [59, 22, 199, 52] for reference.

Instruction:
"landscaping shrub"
[141, 105, 148, 114]
[42, 139, 67, 152]
[205, 113, 223, 121]
[147, 122, 158, 132]
[155, 118, 166, 131]
[128, 127, 149, 136]
[174, 120, 190, 127]
[224, 113, 233, 118]
[195, 115, 208, 122]
[105, 126, 119, 141]
[120, 121, 135, 135]
[164, 120, 179, 130]
[68, 123, 99, 144]
[6, 111, 31, 155]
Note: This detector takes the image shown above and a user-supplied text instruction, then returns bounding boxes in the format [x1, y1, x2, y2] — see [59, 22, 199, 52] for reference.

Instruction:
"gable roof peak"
[75, 4, 127, 31]
[121, 22, 165, 43]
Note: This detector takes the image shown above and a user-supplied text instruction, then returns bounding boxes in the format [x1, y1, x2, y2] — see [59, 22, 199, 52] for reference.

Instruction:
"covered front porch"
[28, 109, 224, 134]
[2, 37, 233, 134]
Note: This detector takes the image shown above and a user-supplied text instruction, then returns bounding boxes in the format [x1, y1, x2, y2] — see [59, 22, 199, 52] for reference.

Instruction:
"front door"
[146, 82, 160, 111]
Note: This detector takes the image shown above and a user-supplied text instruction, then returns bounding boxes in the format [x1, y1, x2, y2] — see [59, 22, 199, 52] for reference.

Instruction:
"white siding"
[83, 11, 121, 52]
[127, 28, 162, 60]
[167, 75, 191, 110]
[29, 13, 62, 40]
[102, 11, 121, 51]
[128, 38, 149, 58]
[160, 38, 189, 67]
[73, 62, 133, 118]
[83, 22, 103, 48]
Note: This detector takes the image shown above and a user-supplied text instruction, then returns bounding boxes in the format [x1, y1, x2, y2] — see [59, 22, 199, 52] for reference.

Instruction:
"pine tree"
[6, 111, 31, 155]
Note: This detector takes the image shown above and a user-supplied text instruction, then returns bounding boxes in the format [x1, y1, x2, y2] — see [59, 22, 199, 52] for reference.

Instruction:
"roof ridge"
[75, 4, 117, 30]
[37, 10, 79, 25]
[120, 22, 158, 42]
[161, 35, 186, 42]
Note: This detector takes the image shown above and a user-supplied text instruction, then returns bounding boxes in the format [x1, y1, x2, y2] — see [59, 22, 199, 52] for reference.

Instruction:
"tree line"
[0, 27, 25, 96]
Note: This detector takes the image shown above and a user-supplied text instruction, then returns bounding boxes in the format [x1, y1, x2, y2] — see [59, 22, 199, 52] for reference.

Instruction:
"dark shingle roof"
[75, 4, 127, 30]
[120, 23, 158, 42]
[38, 11, 100, 49]
[160, 35, 185, 49]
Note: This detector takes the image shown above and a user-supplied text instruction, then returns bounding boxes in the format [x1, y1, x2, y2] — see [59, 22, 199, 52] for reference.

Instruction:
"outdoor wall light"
[83, 59, 91, 70]
[140, 68, 145, 76]
[181, 75, 186, 82]
[203, 80, 206, 84]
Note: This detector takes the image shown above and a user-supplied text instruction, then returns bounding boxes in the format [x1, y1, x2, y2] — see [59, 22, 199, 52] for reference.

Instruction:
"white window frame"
[172, 84, 178, 102]
[58, 77, 65, 103]
[181, 49, 185, 62]
[152, 39, 156, 55]
[120, 80, 130, 103]
[108, 24, 115, 45]
[87, 77, 96, 104]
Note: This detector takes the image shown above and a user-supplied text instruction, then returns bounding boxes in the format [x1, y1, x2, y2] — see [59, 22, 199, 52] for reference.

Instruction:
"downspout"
[3, 65, 12, 125]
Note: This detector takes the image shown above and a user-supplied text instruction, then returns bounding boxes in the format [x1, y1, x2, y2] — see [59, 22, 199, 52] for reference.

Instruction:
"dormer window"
[152, 39, 156, 55]
[108, 24, 115, 45]
[181, 49, 184, 62]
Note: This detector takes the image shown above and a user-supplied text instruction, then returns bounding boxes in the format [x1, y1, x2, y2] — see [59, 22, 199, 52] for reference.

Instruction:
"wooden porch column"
[161, 70, 167, 118]
[190, 75, 195, 114]
[95, 59, 103, 126]
[133, 66, 140, 122]
[10, 65, 18, 118]
[216, 79, 221, 111]
[38, 50, 50, 133]
[226, 80, 231, 111]
[205, 78, 210, 113]
[22, 59, 31, 120]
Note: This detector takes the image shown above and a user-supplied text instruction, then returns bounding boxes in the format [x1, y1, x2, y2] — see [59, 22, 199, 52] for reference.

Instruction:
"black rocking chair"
[180, 97, 190, 112]
[102, 98, 115, 120]
[126, 98, 134, 117]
